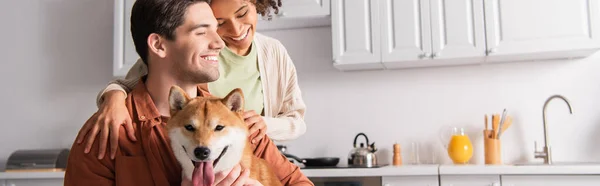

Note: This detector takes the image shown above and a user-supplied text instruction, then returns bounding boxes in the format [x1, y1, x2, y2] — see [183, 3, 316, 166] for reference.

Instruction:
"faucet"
[535, 95, 573, 164]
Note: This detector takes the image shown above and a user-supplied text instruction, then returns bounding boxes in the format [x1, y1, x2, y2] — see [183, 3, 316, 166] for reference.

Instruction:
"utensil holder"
[483, 130, 502, 165]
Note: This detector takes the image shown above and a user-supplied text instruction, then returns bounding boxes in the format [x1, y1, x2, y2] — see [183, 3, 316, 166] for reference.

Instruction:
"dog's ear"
[169, 85, 190, 115]
[222, 88, 244, 112]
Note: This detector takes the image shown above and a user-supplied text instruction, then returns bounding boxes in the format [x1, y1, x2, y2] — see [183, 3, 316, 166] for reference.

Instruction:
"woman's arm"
[77, 58, 148, 159]
[263, 43, 307, 141]
[96, 59, 148, 107]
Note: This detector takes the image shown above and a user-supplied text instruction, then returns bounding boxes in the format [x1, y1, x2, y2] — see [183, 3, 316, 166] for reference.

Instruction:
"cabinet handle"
[419, 53, 431, 59]
[487, 48, 497, 54]
[430, 53, 438, 58]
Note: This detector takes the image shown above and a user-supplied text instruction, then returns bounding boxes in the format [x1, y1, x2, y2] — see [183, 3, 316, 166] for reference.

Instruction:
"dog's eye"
[215, 125, 225, 131]
[184, 125, 195, 131]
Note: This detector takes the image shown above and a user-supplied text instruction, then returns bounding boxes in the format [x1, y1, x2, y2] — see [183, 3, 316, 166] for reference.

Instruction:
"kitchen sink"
[513, 161, 600, 166]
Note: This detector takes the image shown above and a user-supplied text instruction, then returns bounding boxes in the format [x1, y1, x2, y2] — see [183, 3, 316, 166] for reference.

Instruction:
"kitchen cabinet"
[276, 0, 330, 18]
[382, 175, 439, 186]
[501, 175, 600, 186]
[5, 179, 63, 186]
[113, 0, 331, 77]
[331, 0, 384, 71]
[113, 0, 137, 77]
[381, 0, 487, 69]
[483, 0, 600, 63]
[440, 175, 501, 186]
[331, 0, 600, 71]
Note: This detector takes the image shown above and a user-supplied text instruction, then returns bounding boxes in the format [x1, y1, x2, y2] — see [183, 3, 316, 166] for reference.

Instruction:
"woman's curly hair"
[206, 0, 283, 20]
[250, 0, 282, 18]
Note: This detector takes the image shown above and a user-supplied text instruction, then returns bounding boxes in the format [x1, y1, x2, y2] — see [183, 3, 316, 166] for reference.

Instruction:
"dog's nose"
[194, 147, 210, 160]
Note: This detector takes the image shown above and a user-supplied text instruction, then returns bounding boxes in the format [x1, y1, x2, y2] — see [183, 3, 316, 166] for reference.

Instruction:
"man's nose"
[209, 32, 225, 50]
[194, 147, 210, 160]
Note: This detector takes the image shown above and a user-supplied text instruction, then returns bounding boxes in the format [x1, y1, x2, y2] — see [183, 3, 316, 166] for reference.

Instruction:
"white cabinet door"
[380, 0, 432, 69]
[113, 0, 138, 77]
[5, 179, 63, 186]
[382, 176, 439, 186]
[502, 175, 600, 186]
[429, 0, 486, 64]
[484, 0, 600, 63]
[277, 0, 330, 18]
[331, 0, 383, 71]
[440, 175, 501, 186]
[381, 0, 486, 69]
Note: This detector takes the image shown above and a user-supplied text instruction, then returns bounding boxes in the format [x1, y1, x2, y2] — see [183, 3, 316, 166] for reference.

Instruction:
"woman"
[77, 0, 307, 160]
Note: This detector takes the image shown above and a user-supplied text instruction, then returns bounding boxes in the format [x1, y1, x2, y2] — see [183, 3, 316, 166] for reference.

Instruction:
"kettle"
[348, 133, 377, 167]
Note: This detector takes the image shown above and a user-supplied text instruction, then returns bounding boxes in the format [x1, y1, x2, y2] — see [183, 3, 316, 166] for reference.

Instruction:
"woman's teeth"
[232, 29, 249, 41]
[202, 56, 218, 61]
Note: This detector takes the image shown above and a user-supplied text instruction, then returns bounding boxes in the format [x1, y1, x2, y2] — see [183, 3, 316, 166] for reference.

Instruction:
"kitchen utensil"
[348, 133, 378, 167]
[498, 116, 512, 138]
[483, 130, 502, 165]
[279, 145, 339, 166]
[492, 114, 500, 138]
[284, 153, 340, 167]
[485, 114, 489, 130]
[440, 127, 473, 164]
[496, 109, 507, 138]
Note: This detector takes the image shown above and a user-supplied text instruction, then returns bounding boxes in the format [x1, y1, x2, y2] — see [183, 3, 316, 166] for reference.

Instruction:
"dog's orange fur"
[166, 86, 282, 186]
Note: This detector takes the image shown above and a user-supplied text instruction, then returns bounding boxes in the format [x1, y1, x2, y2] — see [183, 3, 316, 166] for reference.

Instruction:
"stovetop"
[300, 164, 388, 169]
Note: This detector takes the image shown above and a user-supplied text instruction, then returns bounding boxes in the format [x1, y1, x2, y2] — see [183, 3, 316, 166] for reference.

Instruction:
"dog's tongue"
[192, 161, 214, 186]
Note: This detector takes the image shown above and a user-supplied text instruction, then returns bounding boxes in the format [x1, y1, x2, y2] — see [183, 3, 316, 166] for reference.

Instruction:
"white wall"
[1, 0, 599, 171]
[261, 27, 600, 166]
[0, 0, 115, 170]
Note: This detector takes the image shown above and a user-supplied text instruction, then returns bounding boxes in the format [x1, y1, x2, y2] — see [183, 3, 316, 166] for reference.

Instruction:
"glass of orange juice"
[440, 127, 473, 164]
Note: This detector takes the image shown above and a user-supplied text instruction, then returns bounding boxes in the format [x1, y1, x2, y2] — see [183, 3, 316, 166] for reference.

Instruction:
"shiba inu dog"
[166, 86, 282, 186]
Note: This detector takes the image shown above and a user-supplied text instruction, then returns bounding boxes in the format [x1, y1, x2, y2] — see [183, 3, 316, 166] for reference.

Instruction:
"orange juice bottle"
[446, 128, 473, 164]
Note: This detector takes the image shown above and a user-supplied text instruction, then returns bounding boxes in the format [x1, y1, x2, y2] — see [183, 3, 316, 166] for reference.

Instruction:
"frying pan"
[283, 153, 340, 167]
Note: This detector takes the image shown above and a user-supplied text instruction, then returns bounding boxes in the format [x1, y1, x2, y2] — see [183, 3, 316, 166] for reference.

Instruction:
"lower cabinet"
[440, 175, 501, 186]
[501, 175, 600, 186]
[382, 176, 439, 186]
[4, 179, 63, 186]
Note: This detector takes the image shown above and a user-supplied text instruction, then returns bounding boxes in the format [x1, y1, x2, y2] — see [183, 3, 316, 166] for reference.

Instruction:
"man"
[63, 0, 313, 185]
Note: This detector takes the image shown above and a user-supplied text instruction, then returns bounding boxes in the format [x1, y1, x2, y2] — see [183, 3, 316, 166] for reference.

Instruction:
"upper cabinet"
[332, 0, 600, 71]
[257, 0, 331, 31]
[331, 0, 383, 71]
[113, 0, 331, 77]
[113, 0, 138, 77]
[484, 0, 600, 63]
[276, 0, 330, 18]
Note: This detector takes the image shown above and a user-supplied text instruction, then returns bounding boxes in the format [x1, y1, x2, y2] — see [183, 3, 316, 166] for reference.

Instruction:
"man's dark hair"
[130, 0, 208, 65]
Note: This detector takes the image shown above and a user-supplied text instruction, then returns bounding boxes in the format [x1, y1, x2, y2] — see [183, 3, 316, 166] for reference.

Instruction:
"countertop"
[0, 171, 64, 180]
[2, 164, 600, 179]
[439, 164, 600, 175]
[300, 165, 439, 177]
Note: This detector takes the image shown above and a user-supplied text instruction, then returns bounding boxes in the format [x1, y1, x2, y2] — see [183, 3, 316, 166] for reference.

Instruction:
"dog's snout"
[194, 147, 210, 160]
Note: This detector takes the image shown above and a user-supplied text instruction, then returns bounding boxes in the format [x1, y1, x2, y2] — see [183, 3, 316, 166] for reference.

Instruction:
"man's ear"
[169, 85, 190, 116]
[148, 33, 167, 58]
[222, 88, 244, 113]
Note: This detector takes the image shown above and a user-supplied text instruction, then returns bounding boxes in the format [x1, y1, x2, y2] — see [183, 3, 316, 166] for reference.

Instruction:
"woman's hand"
[214, 164, 263, 186]
[243, 111, 267, 144]
[76, 90, 136, 159]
